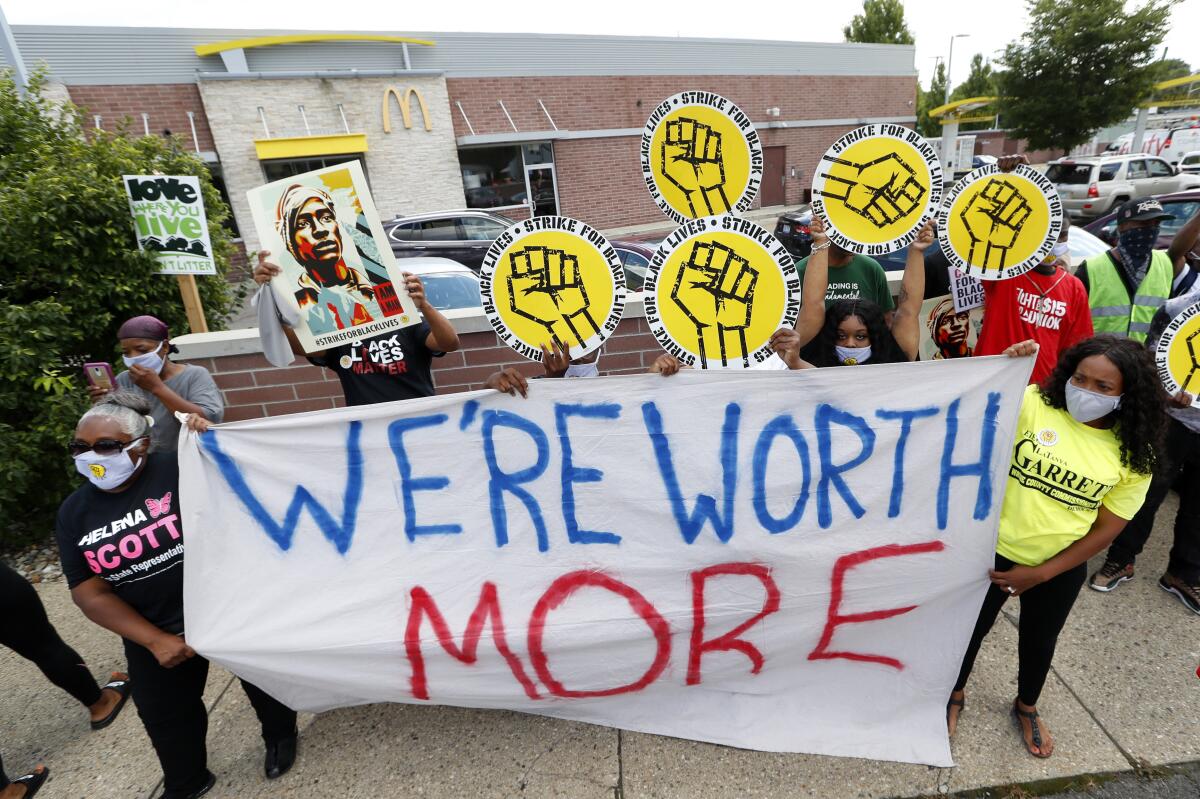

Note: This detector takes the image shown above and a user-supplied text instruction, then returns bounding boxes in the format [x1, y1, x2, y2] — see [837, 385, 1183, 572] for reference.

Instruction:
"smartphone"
[84, 362, 115, 391]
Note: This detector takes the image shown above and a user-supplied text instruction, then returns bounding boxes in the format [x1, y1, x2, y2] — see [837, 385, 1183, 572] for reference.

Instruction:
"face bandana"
[74, 441, 145, 490]
[1065, 382, 1122, 424]
[123, 342, 165, 374]
[1116, 226, 1159, 285]
[835, 345, 871, 365]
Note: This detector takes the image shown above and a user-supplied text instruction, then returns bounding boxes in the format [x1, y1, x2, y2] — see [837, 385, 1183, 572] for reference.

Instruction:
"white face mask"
[1051, 242, 1070, 258]
[564, 361, 599, 378]
[123, 342, 165, 373]
[74, 440, 145, 490]
[1065, 382, 1122, 424]
[835, 345, 871, 365]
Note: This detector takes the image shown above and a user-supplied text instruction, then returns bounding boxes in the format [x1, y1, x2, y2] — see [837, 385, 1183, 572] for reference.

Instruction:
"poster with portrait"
[920, 294, 984, 362]
[644, 217, 800, 369]
[937, 164, 1064, 281]
[1154, 301, 1200, 395]
[247, 161, 418, 353]
[124, 175, 216, 275]
[641, 91, 763, 224]
[479, 216, 627, 360]
[811, 125, 942, 256]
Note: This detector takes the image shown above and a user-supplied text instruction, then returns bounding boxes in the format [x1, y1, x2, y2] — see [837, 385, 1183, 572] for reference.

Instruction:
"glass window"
[205, 164, 240, 238]
[1127, 160, 1148, 179]
[420, 218, 461, 241]
[1098, 163, 1120, 182]
[1183, 154, 1200, 167]
[261, 155, 365, 185]
[618, 249, 650, 268]
[1046, 163, 1092, 184]
[419, 274, 482, 310]
[461, 217, 508, 240]
[1161, 202, 1200, 236]
[1148, 159, 1173, 177]
[459, 146, 526, 208]
[523, 142, 554, 165]
[388, 222, 420, 242]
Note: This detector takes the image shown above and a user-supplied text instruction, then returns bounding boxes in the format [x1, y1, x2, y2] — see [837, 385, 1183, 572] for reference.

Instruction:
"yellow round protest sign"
[937, 164, 1064, 281]
[811, 124, 943, 255]
[641, 91, 763, 224]
[644, 217, 800, 369]
[1154, 302, 1200, 395]
[480, 217, 626, 360]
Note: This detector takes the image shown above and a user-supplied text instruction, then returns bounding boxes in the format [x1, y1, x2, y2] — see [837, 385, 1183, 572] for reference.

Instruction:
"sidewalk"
[2, 495, 1196, 799]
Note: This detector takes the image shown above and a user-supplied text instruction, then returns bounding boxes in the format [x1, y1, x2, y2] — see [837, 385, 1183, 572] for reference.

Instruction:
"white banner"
[179, 357, 1032, 766]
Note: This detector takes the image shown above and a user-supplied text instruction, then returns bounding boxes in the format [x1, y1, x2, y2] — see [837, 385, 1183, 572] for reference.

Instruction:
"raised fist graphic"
[660, 118, 733, 218]
[959, 177, 1033, 270]
[817, 151, 926, 228]
[505, 245, 600, 348]
[1183, 328, 1200, 393]
[670, 240, 759, 368]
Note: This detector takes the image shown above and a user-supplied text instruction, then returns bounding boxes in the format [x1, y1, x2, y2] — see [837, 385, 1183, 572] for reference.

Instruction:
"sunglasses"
[68, 436, 147, 458]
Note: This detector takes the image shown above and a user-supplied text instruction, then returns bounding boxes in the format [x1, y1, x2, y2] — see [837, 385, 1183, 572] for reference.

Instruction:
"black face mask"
[1116, 225, 1160, 284]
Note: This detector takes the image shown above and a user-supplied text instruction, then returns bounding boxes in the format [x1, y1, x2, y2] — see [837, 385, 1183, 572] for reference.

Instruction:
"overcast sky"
[2, 0, 1197, 89]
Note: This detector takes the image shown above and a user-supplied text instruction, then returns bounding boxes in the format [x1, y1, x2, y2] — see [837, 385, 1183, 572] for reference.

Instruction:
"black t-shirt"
[309, 323, 442, 406]
[923, 247, 951, 299]
[55, 453, 185, 634]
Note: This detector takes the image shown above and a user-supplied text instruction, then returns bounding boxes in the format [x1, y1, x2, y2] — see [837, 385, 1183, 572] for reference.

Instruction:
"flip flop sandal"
[1012, 699, 1052, 758]
[91, 674, 132, 731]
[12, 765, 49, 798]
[947, 695, 965, 734]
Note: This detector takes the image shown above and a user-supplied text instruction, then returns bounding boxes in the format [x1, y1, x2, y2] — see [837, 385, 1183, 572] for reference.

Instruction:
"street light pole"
[0, 4, 29, 97]
[944, 34, 970, 106]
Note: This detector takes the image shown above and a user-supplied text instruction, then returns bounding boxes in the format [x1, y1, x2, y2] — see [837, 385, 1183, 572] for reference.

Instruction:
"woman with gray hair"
[56, 393, 299, 799]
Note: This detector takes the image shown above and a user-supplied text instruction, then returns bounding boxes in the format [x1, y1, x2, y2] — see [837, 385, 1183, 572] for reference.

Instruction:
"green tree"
[1149, 57, 1195, 106]
[950, 54, 1000, 131]
[996, 0, 1177, 152]
[843, 0, 915, 45]
[917, 61, 947, 138]
[0, 71, 244, 550]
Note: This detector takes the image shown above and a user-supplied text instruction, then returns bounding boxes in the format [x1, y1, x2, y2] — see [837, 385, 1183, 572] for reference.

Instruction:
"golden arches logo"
[382, 86, 433, 133]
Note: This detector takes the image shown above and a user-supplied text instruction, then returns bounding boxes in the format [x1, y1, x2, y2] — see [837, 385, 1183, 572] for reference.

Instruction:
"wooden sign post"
[176, 274, 209, 333]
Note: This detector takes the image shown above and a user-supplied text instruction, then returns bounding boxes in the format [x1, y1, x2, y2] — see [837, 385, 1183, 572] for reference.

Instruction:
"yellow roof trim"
[196, 34, 435, 57]
[929, 96, 998, 119]
[255, 133, 368, 161]
[942, 114, 996, 125]
[1154, 72, 1200, 91]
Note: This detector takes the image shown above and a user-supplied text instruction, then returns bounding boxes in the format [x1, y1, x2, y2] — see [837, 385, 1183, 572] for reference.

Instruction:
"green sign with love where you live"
[123, 175, 216, 275]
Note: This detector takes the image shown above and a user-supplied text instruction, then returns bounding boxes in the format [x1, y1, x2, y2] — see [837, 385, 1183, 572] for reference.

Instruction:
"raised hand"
[505, 246, 601, 348]
[670, 240, 759, 367]
[959, 177, 1034, 269]
[661, 117, 733, 217]
[816, 151, 926, 228]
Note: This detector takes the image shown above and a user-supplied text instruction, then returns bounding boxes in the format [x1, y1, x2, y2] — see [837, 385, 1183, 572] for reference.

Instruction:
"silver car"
[1047, 154, 1200, 220]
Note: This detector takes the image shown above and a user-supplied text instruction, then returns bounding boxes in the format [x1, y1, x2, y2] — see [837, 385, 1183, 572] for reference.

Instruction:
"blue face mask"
[835, 345, 871, 365]
[122, 342, 165, 374]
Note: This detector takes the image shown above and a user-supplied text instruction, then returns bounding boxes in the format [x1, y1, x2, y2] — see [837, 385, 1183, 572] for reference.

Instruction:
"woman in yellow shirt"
[949, 334, 1165, 758]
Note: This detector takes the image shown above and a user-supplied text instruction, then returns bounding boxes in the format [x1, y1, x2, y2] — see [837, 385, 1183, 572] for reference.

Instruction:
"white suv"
[1046, 154, 1200, 219]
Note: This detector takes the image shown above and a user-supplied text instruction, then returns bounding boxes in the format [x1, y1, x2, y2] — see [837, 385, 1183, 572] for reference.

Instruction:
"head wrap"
[116, 315, 178, 354]
[275, 184, 338, 262]
[927, 298, 956, 337]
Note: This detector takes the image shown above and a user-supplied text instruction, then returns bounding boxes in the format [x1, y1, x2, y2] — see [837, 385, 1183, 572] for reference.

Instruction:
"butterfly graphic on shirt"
[145, 492, 173, 519]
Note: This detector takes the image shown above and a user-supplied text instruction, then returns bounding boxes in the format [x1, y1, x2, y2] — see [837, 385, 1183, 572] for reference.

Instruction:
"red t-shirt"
[975, 267, 1093, 384]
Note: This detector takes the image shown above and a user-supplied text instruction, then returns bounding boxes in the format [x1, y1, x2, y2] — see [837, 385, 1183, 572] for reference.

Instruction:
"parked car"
[1046, 154, 1200, 220]
[1107, 124, 1200, 165]
[611, 235, 662, 291]
[972, 154, 998, 169]
[1083, 190, 1200, 265]
[773, 206, 814, 258]
[401, 257, 482, 311]
[1179, 151, 1200, 176]
[384, 210, 513, 272]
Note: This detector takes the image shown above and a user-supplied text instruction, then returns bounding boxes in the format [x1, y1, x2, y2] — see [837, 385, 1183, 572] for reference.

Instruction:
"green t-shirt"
[796, 253, 895, 311]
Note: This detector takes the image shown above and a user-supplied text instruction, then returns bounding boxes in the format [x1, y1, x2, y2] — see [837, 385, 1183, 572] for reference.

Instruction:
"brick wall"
[66, 83, 216, 151]
[972, 131, 1064, 164]
[183, 315, 663, 422]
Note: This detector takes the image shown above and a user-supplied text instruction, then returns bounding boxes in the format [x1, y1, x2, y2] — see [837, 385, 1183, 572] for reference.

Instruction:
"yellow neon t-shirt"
[997, 385, 1151, 567]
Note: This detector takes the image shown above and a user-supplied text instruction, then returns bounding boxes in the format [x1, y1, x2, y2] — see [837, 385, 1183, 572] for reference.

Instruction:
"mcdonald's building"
[6, 26, 916, 254]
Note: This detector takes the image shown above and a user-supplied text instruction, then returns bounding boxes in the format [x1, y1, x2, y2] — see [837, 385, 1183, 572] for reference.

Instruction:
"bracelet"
[810, 241, 832, 252]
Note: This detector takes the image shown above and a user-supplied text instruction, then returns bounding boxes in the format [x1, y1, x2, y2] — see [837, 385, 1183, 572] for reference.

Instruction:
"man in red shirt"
[973, 156, 1093, 383]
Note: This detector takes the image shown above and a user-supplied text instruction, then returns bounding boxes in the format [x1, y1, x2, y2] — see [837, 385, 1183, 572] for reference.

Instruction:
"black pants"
[124, 638, 297, 798]
[0, 561, 102, 709]
[954, 553, 1087, 706]
[1107, 417, 1200, 583]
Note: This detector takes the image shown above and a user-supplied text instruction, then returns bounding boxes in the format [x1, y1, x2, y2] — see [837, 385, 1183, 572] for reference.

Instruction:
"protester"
[794, 223, 896, 317]
[89, 315, 223, 452]
[1076, 199, 1200, 342]
[1089, 286, 1200, 614]
[484, 341, 600, 396]
[972, 157, 1093, 383]
[57, 393, 299, 799]
[1, 560, 131, 727]
[0, 759, 47, 798]
[949, 335, 1164, 757]
[253, 253, 460, 405]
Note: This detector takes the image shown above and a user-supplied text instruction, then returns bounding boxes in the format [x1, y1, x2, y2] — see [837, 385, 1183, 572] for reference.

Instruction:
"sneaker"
[1089, 559, 1134, 592]
[1159, 574, 1200, 616]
